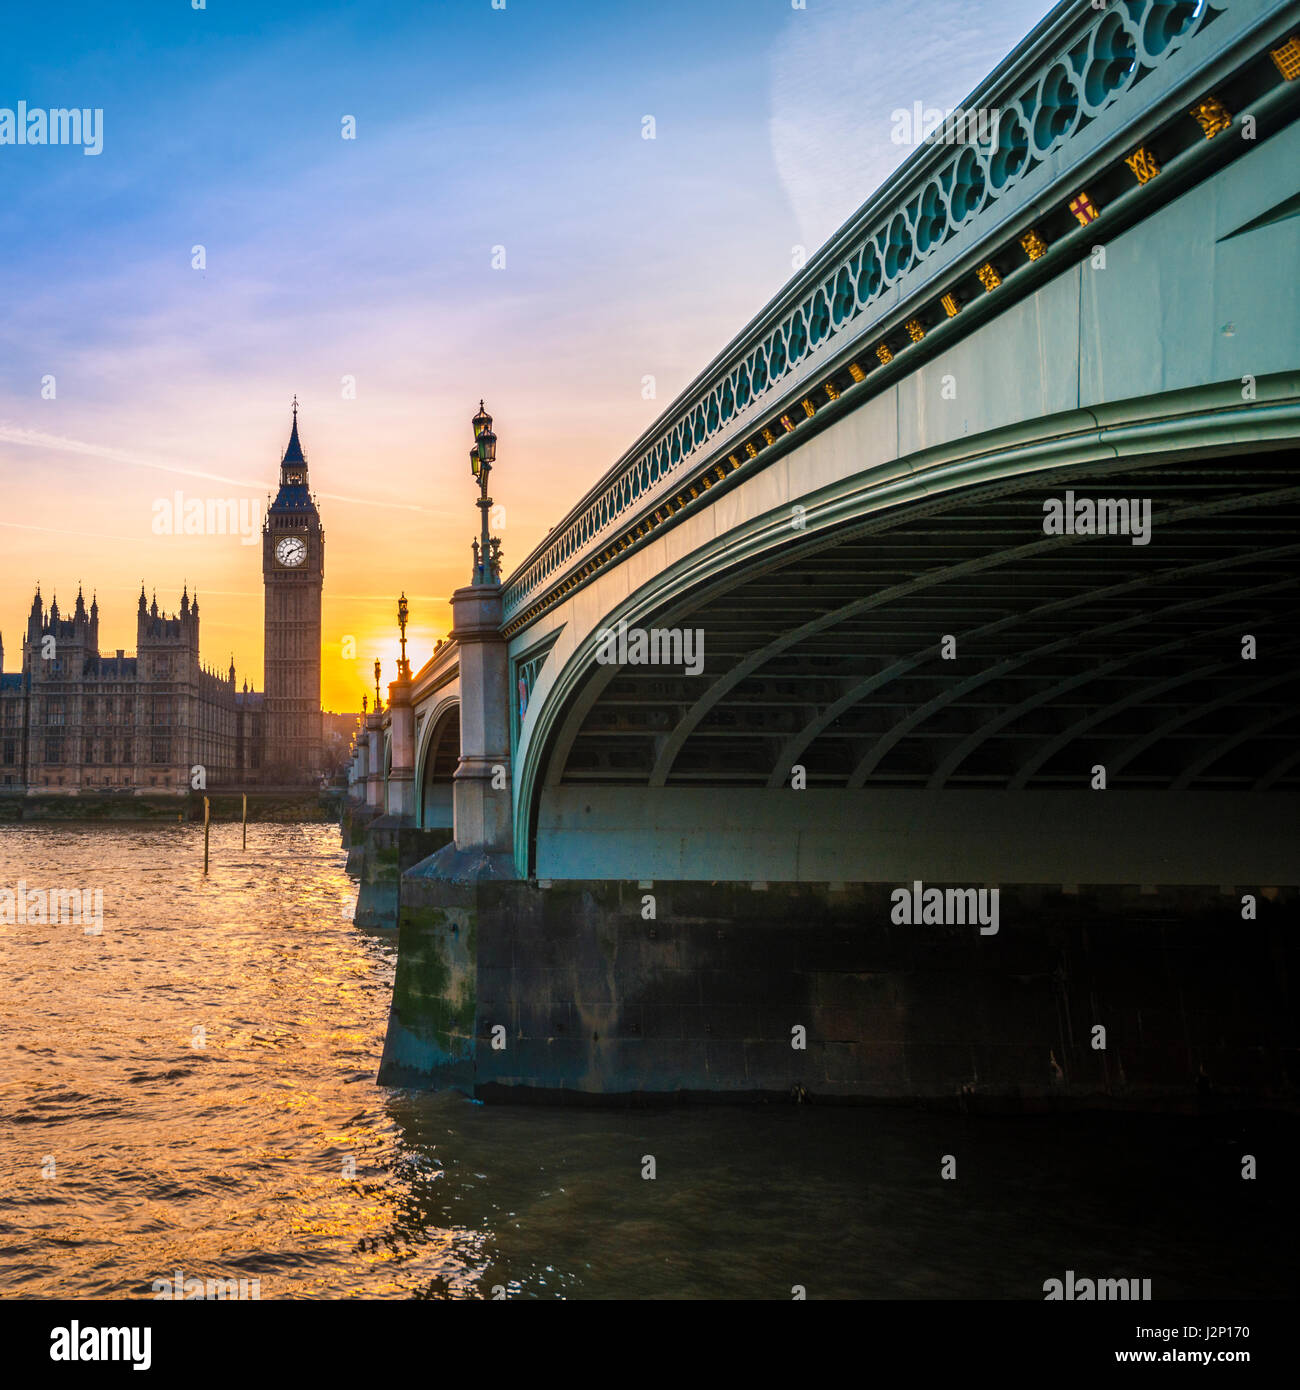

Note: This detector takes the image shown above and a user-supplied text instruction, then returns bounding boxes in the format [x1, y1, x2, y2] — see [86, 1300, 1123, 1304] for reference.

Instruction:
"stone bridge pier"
[351, 681, 450, 930]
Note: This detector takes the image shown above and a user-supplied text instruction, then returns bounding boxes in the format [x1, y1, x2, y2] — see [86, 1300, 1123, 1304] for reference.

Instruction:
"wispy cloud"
[0, 424, 449, 514]
[768, 0, 1056, 249]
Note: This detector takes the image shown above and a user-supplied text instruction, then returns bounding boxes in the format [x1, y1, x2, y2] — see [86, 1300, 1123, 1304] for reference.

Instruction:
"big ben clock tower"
[263, 398, 324, 781]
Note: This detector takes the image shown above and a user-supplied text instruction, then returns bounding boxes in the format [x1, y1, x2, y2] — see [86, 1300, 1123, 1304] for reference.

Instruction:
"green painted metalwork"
[503, 0, 1298, 622]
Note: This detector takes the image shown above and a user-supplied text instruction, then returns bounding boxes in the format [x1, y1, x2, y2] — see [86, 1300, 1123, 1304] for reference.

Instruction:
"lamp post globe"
[469, 400, 502, 585]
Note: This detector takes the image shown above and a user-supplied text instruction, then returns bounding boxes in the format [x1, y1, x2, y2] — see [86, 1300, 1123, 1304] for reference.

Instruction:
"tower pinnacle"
[282, 404, 306, 468]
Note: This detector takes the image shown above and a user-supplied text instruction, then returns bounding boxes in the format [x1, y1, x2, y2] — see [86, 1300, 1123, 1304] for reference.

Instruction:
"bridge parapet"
[501, 0, 1300, 636]
[410, 634, 459, 703]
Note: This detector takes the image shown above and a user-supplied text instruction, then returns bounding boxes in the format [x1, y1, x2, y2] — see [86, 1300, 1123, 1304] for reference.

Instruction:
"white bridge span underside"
[509, 124, 1300, 882]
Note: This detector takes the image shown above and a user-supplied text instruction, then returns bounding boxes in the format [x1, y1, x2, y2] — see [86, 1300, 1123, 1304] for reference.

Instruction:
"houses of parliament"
[0, 407, 325, 794]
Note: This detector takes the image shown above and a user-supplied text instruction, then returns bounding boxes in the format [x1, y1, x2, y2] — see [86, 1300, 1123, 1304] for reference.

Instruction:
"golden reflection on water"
[0, 822, 496, 1299]
[0, 822, 1293, 1300]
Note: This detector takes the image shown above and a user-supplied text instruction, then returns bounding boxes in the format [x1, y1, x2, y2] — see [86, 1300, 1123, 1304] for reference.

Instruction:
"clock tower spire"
[262, 397, 324, 782]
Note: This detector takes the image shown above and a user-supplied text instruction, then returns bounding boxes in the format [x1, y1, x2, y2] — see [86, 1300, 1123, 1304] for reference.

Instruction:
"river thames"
[0, 823, 1290, 1300]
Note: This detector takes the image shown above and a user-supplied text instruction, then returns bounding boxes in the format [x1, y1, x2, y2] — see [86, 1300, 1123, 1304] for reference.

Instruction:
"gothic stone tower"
[262, 401, 324, 781]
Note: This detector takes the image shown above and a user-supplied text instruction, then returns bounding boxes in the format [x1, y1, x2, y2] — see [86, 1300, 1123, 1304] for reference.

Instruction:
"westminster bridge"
[345, 0, 1300, 1104]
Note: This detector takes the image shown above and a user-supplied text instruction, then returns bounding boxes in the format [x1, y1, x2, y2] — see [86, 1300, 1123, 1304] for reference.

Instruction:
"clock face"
[275, 535, 307, 568]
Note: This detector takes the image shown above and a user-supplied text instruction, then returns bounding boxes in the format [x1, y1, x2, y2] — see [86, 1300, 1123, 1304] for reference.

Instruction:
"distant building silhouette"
[262, 400, 325, 782]
[0, 407, 326, 794]
[0, 584, 259, 793]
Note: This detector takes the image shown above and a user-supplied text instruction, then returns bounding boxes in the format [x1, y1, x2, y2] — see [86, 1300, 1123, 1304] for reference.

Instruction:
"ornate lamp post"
[373, 659, 382, 712]
[397, 592, 410, 678]
[469, 400, 501, 585]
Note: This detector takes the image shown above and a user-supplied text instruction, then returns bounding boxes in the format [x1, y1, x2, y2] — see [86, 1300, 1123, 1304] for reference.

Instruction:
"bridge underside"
[534, 446, 1300, 883]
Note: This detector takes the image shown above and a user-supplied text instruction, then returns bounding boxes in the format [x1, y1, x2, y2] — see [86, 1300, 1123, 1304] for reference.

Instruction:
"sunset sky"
[0, 0, 1050, 711]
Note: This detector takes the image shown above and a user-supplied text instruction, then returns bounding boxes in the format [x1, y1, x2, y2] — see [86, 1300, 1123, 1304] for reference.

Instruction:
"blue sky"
[0, 0, 1054, 705]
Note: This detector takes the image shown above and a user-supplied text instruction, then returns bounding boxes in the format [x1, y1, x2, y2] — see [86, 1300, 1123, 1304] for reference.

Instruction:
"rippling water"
[0, 822, 1290, 1299]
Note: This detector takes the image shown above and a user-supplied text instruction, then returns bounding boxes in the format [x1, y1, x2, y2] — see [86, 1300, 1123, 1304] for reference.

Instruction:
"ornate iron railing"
[501, 0, 1288, 622]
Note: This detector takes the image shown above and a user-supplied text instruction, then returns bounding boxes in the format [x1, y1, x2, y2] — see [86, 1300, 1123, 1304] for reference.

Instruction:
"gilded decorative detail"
[1124, 146, 1161, 184]
[1271, 36, 1300, 80]
[1190, 95, 1232, 137]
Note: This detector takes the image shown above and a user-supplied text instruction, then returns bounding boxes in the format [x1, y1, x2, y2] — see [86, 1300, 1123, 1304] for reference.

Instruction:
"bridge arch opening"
[518, 444, 1300, 882]
[417, 704, 459, 830]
